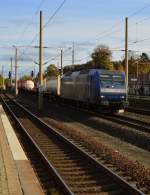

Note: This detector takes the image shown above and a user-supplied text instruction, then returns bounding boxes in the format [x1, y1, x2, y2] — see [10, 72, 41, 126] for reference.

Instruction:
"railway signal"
[8, 71, 11, 79]
[31, 70, 34, 78]
[10, 58, 13, 86]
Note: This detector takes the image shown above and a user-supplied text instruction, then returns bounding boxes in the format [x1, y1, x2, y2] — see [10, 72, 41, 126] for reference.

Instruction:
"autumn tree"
[0, 75, 4, 87]
[138, 53, 150, 74]
[128, 54, 138, 75]
[126, 52, 150, 75]
[4, 78, 10, 86]
[140, 52, 149, 61]
[113, 61, 124, 72]
[91, 45, 114, 70]
[20, 75, 32, 81]
[44, 64, 59, 79]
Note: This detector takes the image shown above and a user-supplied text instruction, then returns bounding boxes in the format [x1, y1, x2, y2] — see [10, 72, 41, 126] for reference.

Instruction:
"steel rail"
[127, 107, 150, 116]
[0, 94, 74, 195]
[1, 94, 146, 195]
[98, 113, 150, 134]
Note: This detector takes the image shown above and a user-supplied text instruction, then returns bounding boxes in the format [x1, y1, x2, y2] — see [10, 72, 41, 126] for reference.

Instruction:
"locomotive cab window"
[100, 74, 125, 87]
[100, 74, 112, 87]
[112, 75, 125, 87]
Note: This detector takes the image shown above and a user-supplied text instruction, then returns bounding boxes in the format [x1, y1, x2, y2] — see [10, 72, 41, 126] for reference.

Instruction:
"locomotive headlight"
[101, 95, 105, 99]
[121, 96, 125, 99]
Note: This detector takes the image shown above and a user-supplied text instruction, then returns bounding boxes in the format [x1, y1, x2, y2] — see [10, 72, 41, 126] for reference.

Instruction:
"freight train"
[7, 80, 35, 91]
[18, 80, 35, 90]
[42, 69, 127, 112]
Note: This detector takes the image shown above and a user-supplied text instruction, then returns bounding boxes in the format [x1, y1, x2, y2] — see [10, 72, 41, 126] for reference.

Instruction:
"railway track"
[43, 93, 150, 135]
[127, 107, 150, 116]
[12, 92, 150, 151]
[53, 100, 150, 150]
[98, 113, 150, 134]
[18, 91, 150, 130]
[0, 93, 146, 195]
[128, 96, 150, 116]
[15, 92, 150, 152]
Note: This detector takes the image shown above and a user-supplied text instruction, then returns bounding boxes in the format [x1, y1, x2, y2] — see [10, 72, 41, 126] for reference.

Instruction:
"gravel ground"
[129, 98, 150, 110]
[122, 111, 150, 124]
[15, 94, 150, 170]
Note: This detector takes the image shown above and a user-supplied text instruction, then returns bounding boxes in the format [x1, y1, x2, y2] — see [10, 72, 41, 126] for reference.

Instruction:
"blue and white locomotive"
[44, 69, 127, 112]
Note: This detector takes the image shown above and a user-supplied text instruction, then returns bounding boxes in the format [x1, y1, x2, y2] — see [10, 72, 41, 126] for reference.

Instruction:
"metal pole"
[136, 61, 138, 80]
[15, 48, 18, 96]
[125, 17, 128, 99]
[38, 10, 43, 110]
[61, 49, 63, 76]
[2, 65, 4, 89]
[10, 58, 13, 86]
[72, 42, 74, 66]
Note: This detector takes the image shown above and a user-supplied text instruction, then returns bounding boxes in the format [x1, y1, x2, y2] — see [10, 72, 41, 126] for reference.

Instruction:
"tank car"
[24, 80, 35, 90]
[18, 80, 34, 90]
[18, 80, 25, 89]
[44, 76, 61, 96]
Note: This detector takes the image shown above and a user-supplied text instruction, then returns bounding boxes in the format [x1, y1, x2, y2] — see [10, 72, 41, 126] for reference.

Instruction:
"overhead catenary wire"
[19, 0, 67, 61]
[10, 0, 150, 71]
[89, 1, 150, 48]
[111, 38, 150, 51]
[129, 36, 150, 45]
[134, 16, 150, 24]
[16, 0, 47, 43]
[95, 28, 124, 42]
[46, 5, 139, 69]
[35, 0, 47, 15]
[43, 0, 66, 29]
[128, 2, 150, 18]
[28, 0, 67, 45]
[16, 1, 150, 62]
[44, 46, 72, 65]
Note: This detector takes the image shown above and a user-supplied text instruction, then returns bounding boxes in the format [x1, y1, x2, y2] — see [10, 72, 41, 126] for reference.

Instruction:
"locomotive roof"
[63, 69, 125, 77]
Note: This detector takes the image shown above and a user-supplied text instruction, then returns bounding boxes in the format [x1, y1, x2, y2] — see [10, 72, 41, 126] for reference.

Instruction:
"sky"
[0, 0, 150, 78]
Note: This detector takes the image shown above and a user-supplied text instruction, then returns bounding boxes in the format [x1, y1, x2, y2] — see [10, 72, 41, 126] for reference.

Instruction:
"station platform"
[0, 104, 44, 195]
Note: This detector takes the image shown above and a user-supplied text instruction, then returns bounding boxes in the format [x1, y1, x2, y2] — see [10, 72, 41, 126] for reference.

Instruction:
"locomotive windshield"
[100, 75, 112, 87]
[112, 75, 125, 86]
[100, 74, 125, 87]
